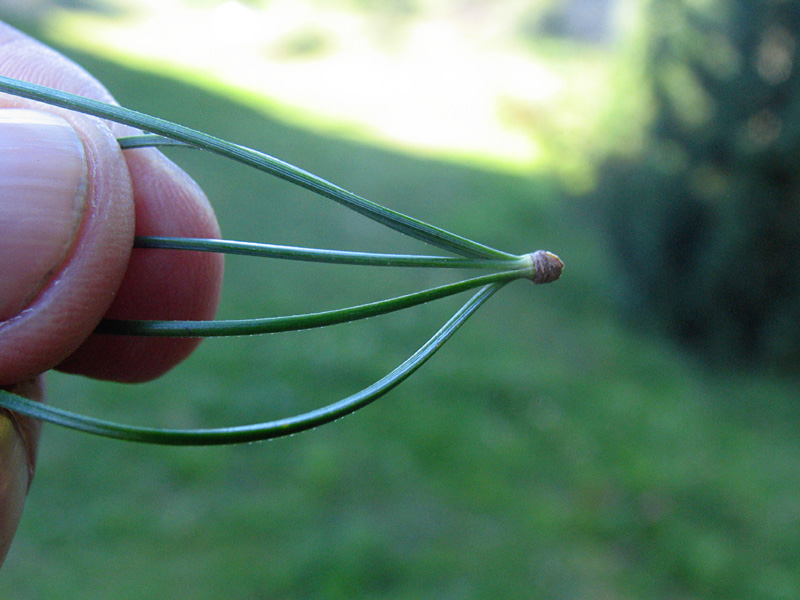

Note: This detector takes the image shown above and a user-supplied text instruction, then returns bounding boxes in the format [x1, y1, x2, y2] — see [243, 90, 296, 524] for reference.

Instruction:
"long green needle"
[0, 284, 502, 445]
[0, 75, 514, 260]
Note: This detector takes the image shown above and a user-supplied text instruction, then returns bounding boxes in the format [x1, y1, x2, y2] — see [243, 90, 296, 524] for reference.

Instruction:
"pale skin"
[0, 23, 224, 564]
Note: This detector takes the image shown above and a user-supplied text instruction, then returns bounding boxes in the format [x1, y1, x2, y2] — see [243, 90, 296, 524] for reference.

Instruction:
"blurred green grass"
[1, 38, 800, 600]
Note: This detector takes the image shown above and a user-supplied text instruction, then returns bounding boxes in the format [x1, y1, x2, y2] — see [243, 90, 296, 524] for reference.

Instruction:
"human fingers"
[0, 23, 224, 382]
[0, 379, 42, 566]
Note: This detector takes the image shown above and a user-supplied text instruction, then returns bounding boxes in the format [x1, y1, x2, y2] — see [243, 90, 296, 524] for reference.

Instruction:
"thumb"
[0, 107, 131, 565]
[0, 107, 135, 385]
[0, 110, 86, 322]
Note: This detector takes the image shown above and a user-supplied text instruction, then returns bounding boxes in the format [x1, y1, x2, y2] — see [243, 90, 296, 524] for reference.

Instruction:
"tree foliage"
[599, 0, 800, 367]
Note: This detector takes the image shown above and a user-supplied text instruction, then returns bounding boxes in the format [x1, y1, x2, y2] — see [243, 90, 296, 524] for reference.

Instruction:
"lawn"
[1, 20, 800, 600]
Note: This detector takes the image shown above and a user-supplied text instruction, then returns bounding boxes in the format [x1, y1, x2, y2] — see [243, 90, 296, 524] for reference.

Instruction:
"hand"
[0, 23, 224, 564]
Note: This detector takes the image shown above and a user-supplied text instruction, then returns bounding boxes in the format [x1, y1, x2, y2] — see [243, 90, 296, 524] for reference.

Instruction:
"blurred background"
[1, 0, 800, 598]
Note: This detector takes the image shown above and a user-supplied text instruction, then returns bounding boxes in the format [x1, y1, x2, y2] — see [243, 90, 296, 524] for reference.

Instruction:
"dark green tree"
[598, 0, 800, 366]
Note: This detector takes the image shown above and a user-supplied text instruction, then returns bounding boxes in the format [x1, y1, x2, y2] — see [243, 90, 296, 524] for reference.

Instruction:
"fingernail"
[0, 109, 87, 321]
[0, 410, 30, 564]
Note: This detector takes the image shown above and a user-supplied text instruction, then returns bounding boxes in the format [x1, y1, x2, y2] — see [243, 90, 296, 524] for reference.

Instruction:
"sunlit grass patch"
[43, 0, 649, 183]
